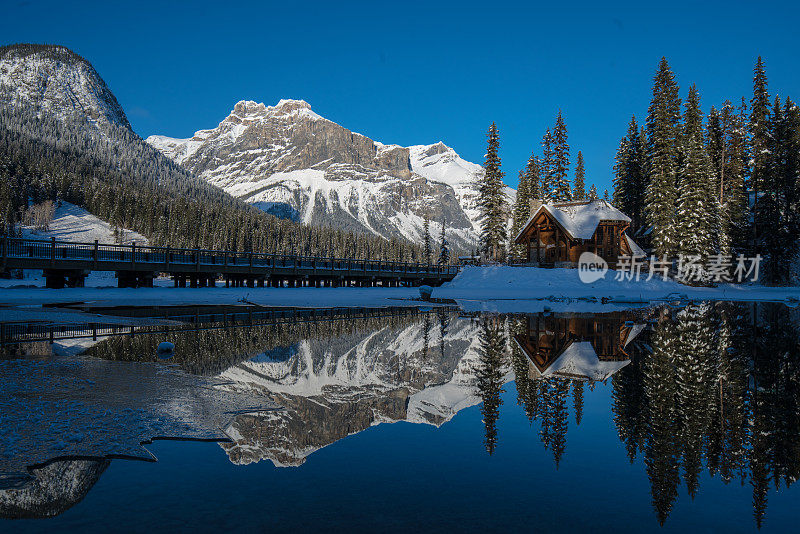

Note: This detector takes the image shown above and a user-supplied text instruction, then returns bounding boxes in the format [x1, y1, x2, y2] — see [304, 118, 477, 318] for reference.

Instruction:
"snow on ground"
[20, 201, 148, 246]
[435, 266, 800, 304]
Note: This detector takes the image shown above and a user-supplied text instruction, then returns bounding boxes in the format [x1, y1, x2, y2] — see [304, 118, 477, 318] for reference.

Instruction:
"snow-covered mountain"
[148, 100, 515, 251]
[0, 44, 130, 129]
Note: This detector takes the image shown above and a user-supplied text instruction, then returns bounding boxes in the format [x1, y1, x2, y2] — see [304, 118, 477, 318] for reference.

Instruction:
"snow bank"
[435, 266, 800, 303]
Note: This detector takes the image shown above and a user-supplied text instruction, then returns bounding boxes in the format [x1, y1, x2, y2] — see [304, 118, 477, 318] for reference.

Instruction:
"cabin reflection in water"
[513, 312, 643, 382]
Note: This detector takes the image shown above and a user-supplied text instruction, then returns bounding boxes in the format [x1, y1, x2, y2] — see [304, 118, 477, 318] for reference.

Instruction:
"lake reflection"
[1, 302, 799, 530]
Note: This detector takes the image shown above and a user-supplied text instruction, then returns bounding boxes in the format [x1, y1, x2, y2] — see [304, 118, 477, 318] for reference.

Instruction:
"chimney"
[529, 198, 542, 214]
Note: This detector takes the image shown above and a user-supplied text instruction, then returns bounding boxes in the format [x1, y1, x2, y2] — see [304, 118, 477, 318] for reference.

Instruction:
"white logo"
[578, 252, 608, 283]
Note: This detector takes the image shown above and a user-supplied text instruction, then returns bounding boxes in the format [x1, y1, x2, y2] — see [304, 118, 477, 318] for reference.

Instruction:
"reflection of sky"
[6, 382, 793, 532]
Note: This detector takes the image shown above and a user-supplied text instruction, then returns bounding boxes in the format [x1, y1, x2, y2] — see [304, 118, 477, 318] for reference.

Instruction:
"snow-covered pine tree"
[613, 116, 648, 232]
[438, 219, 450, 265]
[707, 100, 749, 256]
[478, 122, 508, 262]
[573, 150, 586, 200]
[676, 84, 717, 271]
[603, 189, 610, 201]
[423, 214, 432, 264]
[749, 57, 771, 201]
[761, 95, 800, 283]
[645, 57, 682, 258]
[511, 169, 531, 259]
[588, 184, 598, 200]
[540, 128, 555, 201]
[525, 153, 542, 201]
[551, 111, 572, 201]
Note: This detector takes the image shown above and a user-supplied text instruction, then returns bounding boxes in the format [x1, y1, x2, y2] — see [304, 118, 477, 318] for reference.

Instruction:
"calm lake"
[1, 301, 798, 532]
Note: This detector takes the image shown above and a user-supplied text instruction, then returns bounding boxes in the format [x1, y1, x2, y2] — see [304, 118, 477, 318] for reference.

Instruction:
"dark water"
[1, 302, 799, 532]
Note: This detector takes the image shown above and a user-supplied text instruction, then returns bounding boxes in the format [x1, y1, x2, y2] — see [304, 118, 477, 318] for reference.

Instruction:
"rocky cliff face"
[0, 44, 130, 129]
[148, 100, 515, 251]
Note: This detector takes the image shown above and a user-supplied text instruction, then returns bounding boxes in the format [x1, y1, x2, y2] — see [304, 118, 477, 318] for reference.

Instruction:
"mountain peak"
[0, 43, 131, 130]
[229, 99, 321, 122]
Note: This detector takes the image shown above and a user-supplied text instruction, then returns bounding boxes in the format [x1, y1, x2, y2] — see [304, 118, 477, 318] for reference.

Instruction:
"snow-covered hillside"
[20, 202, 147, 245]
[148, 100, 515, 251]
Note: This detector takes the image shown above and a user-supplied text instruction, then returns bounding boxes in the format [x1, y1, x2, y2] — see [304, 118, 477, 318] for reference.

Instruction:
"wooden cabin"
[512, 312, 643, 382]
[513, 200, 644, 267]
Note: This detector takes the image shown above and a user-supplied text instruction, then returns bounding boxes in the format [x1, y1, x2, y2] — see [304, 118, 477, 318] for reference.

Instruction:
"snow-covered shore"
[434, 266, 800, 304]
[3, 266, 799, 312]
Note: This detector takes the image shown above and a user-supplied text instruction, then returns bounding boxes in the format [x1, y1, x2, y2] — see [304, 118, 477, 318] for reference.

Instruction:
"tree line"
[613, 57, 799, 284]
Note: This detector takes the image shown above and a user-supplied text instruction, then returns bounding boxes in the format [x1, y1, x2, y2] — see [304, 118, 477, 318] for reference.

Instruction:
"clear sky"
[2, 0, 798, 193]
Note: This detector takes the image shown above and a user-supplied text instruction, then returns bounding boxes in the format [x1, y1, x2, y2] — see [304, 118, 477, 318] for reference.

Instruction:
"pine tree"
[475, 317, 505, 455]
[588, 184, 598, 200]
[573, 151, 586, 200]
[511, 169, 531, 259]
[438, 219, 450, 265]
[603, 189, 610, 201]
[540, 128, 555, 201]
[613, 116, 648, 231]
[423, 214, 432, 264]
[645, 57, 682, 258]
[750, 57, 771, 202]
[675, 84, 717, 268]
[525, 153, 542, 200]
[478, 122, 508, 262]
[707, 100, 749, 255]
[551, 111, 572, 201]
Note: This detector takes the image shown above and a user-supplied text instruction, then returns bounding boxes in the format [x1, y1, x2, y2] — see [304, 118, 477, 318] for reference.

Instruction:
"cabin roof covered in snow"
[540, 341, 631, 381]
[514, 199, 631, 242]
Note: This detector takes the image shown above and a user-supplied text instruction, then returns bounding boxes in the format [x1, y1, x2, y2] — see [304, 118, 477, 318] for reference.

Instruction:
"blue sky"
[3, 0, 798, 193]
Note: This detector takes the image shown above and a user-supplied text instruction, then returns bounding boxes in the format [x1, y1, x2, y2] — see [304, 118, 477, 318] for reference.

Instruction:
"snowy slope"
[19, 201, 148, 245]
[148, 100, 515, 251]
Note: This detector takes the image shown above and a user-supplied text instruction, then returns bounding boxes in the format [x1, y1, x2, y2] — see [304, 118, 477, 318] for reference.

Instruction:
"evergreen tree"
[551, 111, 572, 201]
[423, 214, 432, 264]
[511, 169, 531, 259]
[475, 317, 506, 455]
[707, 100, 749, 255]
[478, 122, 508, 262]
[438, 219, 450, 265]
[540, 128, 555, 201]
[675, 84, 717, 267]
[572, 380, 584, 426]
[525, 153, 542, 200]
[749, 57, 771, 205]
[645, 57, 682, 258]
[613, 117, 648, 231]
[603, 189, 610, 201]
[588, 184, 599, 200]
[573, 151, 586, 200]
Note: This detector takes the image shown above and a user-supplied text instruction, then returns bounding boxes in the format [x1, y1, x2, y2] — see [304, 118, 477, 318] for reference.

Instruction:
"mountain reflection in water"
[1, 302, 799, 529]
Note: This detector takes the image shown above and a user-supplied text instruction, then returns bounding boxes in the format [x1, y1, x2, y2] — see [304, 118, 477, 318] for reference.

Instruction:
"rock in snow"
[147, 100, 515, 251]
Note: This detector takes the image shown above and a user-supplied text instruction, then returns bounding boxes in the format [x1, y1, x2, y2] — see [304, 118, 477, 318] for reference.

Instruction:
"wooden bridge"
[0, 237, 459, 289]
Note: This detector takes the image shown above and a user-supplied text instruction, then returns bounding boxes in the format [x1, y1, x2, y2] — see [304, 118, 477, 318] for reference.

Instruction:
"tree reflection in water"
[475, 302, 800, 528]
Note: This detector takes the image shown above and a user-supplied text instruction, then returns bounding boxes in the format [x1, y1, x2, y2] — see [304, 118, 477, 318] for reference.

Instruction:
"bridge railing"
[1, 236, 460, 275]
